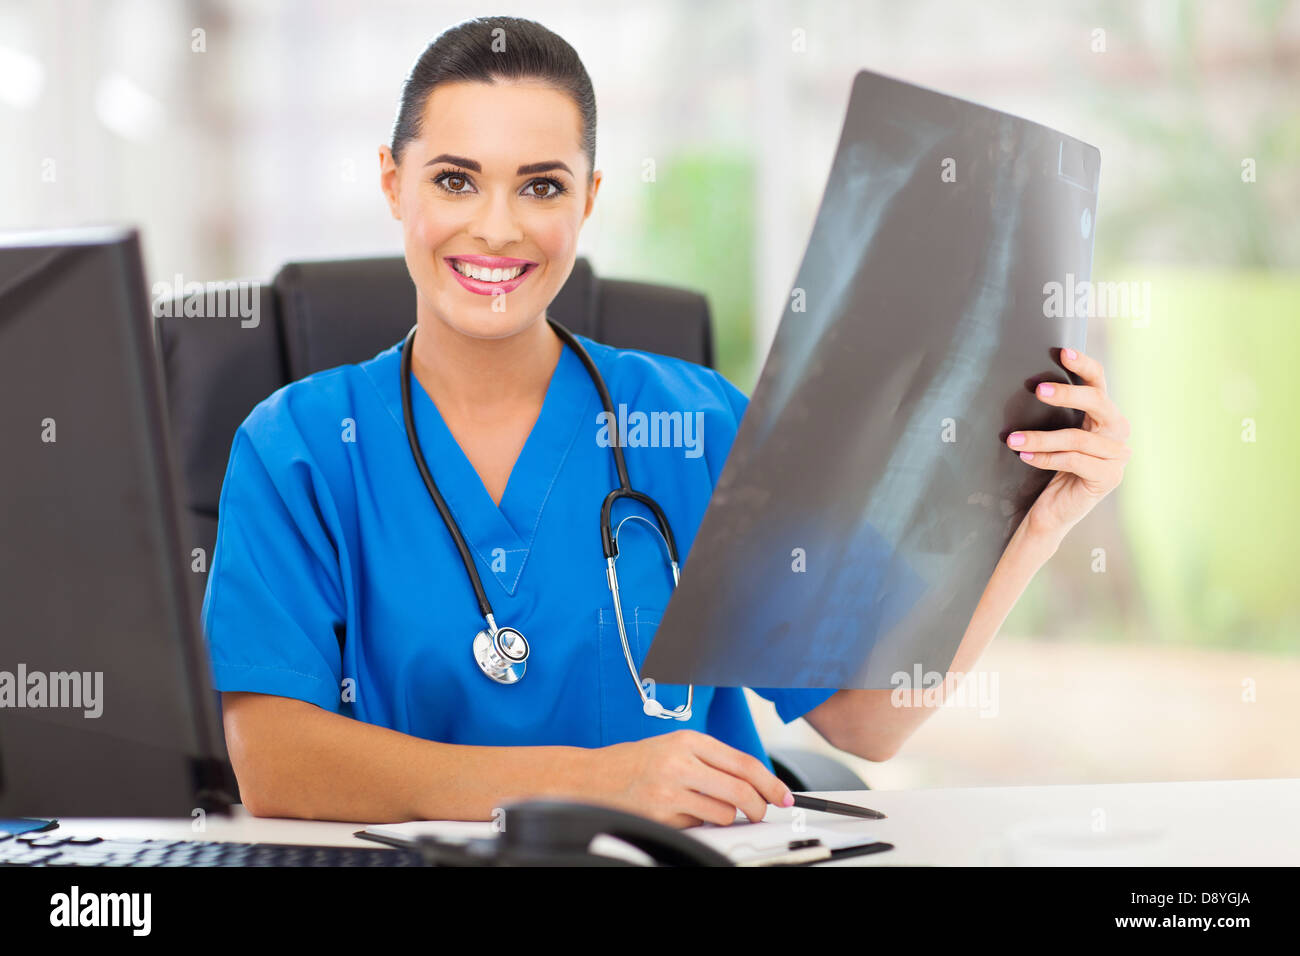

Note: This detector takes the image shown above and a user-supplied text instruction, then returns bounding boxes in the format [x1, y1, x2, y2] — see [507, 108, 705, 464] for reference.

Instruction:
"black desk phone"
[414, 801, 734, 867]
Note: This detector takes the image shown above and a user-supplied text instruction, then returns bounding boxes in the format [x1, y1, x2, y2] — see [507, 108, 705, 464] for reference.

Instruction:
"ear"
[582, 169, 603, 223]
[378, 145, 402, 220]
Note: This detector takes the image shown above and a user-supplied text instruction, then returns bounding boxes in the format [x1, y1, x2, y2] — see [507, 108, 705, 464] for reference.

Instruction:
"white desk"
[815, 777, 1300, 866]
[42, 777, 1299, 866]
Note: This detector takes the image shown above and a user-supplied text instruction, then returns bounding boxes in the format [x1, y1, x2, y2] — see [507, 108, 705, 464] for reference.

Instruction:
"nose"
[467, 187, 524, 250]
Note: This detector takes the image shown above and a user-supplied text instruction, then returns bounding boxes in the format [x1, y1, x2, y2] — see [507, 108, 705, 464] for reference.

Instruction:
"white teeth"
[452, 261, 526, 282]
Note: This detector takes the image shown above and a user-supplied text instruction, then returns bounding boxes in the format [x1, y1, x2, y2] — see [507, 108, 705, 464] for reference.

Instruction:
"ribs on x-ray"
[643, 69, 1099, 690]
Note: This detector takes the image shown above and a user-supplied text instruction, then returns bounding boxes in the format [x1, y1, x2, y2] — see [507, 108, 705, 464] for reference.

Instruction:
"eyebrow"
[424, 153, 574, 177]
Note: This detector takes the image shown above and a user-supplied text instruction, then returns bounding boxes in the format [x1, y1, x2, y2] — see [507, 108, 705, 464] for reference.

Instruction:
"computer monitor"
[0, 226, 233, 817]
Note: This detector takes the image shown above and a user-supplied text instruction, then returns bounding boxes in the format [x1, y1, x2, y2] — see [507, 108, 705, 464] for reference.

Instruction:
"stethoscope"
[399, 319, 694, 720]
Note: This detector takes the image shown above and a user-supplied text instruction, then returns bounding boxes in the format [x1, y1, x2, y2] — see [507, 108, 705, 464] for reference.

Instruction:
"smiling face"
[380, 79, 601, 340]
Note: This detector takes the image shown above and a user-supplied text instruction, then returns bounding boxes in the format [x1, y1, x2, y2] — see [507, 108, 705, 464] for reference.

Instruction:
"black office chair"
[153, 254, 866, 794]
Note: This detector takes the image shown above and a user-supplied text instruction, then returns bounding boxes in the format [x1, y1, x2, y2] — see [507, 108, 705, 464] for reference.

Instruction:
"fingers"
[1007, 427, 1129, 462]
[1033, 380, 1130, 440]
[1059, 346, 1107, 392]
[688, 731, 791, 811]
[681, 758, 772, 823]
[1013, 449, 1118, 484]
[686, 733, 785, 822]
[1048, 348, 1132, 441]
[1032, 380, 1108, 421]
[679, 786, 748, 827]
[668, 814, 705, 829]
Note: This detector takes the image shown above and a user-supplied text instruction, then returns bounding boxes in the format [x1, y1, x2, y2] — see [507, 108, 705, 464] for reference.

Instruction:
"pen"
[790, 794, 887, 820]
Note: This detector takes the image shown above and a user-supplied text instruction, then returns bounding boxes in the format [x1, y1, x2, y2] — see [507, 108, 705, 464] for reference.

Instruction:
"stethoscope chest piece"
[474, 624, 530, 684]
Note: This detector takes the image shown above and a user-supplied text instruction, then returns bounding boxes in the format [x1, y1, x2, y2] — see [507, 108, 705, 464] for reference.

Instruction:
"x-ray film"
[643, 69, 1099, 689]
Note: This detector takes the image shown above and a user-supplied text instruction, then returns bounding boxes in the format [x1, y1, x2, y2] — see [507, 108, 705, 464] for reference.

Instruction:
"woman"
[203, 16, 1130, 828]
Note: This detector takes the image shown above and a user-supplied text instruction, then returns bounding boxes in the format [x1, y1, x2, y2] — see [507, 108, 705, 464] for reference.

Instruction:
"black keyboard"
[0, 829, 424, 867]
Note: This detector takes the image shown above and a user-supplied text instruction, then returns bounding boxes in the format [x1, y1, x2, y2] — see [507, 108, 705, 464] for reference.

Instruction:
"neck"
[410, 309, 564, 423]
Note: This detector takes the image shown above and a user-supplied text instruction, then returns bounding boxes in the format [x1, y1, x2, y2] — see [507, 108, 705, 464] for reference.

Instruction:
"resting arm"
[222, 691, 590, 822]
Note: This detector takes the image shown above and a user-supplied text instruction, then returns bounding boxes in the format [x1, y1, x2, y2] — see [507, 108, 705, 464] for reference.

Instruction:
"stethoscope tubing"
[400, 317, 693, 717]
[399, 316, 681, 632]
[400, 324, 496, 622]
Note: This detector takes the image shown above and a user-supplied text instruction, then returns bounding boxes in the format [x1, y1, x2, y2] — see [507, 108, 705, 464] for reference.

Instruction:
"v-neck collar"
[368, 332, 596, 597]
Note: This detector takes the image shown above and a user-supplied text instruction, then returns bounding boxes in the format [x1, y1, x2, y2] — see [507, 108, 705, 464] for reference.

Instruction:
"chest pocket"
[595, 502, 704, 733]
[598, 604, 694, 719]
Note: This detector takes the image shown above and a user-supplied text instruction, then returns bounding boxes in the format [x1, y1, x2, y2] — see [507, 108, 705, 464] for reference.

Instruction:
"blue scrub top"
[200, 331, 836, 772]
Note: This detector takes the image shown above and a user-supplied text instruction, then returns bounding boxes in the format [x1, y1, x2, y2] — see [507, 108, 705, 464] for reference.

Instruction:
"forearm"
[947, 518, 1061, 674]
[222, 691, 591, 823]
[806, 519, 1062, 761]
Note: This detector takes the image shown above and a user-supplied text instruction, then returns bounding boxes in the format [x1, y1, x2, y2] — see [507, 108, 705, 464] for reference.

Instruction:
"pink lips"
[444, 255, 538, 295]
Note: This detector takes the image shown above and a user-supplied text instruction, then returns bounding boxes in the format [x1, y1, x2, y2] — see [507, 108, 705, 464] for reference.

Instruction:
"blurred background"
[2, 0, 1296, 789]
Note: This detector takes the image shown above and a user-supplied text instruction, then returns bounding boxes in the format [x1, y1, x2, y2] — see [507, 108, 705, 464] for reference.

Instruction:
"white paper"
[685, 805, 878, 863]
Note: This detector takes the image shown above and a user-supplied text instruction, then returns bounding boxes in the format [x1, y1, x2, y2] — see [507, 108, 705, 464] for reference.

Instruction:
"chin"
[437, 304, 543, 341]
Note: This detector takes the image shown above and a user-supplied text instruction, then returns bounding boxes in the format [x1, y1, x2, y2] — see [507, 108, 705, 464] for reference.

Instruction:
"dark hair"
[390, 16, 596, 181]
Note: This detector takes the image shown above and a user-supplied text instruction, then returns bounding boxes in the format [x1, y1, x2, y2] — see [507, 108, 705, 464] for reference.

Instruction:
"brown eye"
[433, 170, 473, 194]
[525, 177, 566, 199]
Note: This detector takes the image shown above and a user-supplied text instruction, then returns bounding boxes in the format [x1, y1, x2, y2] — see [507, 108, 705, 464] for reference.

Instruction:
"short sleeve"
[750, 685, 837, 724]
[705, 369, 839, 723]
[702, 368, 748, 488]
[200, 417, 347, 713]
[709, 367, 749, 426]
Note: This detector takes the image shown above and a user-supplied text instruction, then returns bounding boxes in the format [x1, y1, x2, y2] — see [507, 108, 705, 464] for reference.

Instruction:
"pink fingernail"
[1020, 451, 1034, 461]
[783, 792, 795, 807]
[1008, 432, 1025, 446]
[1038, 382, 1055, 396]
[1064, 347, 1078, 361]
